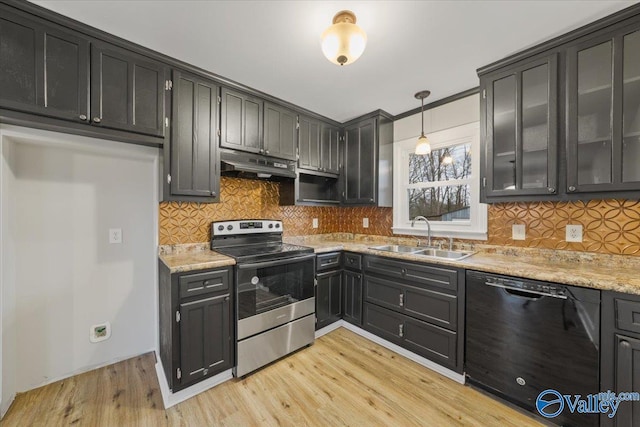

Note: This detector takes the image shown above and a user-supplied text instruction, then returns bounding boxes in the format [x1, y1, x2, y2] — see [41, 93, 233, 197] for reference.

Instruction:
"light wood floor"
[2, 328, 542, 426]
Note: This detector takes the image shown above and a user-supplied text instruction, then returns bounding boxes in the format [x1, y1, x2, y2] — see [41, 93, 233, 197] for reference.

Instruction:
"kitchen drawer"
[616, 298, 640, 336]
[363, 303, 458, 370]
[178, 269, 230, 299]
[364, 275, 457, 330]
[364, 255, 458, 293]
[316, 252, 342, 272]
[343, 252, 362, 271]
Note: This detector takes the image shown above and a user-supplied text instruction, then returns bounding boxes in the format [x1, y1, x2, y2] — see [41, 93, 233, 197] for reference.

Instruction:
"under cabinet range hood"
[220, 149, 296, 180]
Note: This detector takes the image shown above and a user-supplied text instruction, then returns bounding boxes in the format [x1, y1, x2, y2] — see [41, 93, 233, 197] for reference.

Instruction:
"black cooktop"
[213, 242, 314, 263]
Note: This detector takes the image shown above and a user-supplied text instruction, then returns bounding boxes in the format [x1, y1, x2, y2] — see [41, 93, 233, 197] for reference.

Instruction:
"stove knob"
[217, 225, 224, 231]
[268, 224, 273, 229]
[227, 225, 233, 231]
[275, 223, 280, 229]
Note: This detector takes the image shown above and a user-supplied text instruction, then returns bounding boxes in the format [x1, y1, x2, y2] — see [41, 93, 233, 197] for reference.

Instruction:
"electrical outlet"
[89, 322, 111, 343]
[363, 218, 369, 228]
[512, 224, 526, 241]
[566, 224, 583, 242]
[109, 228, 122, 244]
[312, 218, 319, 229]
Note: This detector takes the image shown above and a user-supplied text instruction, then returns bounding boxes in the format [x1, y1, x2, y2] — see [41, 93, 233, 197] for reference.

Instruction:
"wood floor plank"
[2, 328, 543, 426]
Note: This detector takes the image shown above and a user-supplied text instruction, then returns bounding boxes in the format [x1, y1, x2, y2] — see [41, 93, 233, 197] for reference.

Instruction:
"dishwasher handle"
[484, 281, 568, 300]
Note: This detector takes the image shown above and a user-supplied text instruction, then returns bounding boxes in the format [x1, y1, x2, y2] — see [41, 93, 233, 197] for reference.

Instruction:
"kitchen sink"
[369, 245, 475, 260]
[413, 248, 475, 260]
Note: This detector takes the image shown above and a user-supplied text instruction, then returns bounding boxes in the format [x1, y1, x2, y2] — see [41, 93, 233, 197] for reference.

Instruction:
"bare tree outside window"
[408, 143, 471, 221]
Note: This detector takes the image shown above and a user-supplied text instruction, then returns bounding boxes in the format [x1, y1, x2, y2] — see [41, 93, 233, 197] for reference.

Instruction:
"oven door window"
[237, 257, 314, 320]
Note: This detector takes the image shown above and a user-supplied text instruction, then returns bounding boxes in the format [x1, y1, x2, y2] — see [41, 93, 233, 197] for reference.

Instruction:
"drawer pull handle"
[401, 268, 407, 275]
[399, 324, 404, 337]
[204, 281, 210, 287]
[399, 293, 404, 307]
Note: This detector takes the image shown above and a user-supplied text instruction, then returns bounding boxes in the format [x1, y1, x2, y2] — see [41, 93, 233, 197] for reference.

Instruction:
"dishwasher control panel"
[483, 275, 568, 298]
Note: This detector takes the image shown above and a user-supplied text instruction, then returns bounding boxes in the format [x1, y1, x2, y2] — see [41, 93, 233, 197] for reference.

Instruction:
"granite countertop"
[287, 237, 640, 296]
[159, 243, 235, 273]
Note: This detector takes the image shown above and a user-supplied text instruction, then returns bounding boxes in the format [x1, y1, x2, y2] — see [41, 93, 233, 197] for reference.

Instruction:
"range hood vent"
[220, 149, 296, 180]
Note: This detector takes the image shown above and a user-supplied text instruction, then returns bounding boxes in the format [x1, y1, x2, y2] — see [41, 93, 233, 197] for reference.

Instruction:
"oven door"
[236, 253, 315, 340]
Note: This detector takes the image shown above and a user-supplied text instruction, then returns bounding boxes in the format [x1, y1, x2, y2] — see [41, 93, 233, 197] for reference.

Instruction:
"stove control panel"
[212, 220, 283, 236]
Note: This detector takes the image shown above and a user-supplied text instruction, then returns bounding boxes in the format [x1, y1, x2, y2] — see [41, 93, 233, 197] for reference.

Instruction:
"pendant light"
[321, 10, 367, 66]
[415, 90, 431, 155]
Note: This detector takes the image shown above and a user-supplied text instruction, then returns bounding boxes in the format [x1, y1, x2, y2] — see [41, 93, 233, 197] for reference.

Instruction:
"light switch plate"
[109, 228, 122, 244]
[312, 218, 319, 229]
[363, 218, 369, 228]
[566, 224, 583, 242]
[512, 224, 526, 241]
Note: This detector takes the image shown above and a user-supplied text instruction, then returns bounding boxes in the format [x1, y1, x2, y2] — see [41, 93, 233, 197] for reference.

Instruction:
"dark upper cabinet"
[179, 293, 232, 386]
[220, 87, 263, 154]
[298, 115, 321, 170]
[264, 102, 297, 161]
[321, 123, 341, 175]
[168, 69, 220, 201]
[482, 54, 558, 199]
[0, 7, 89, 122]
[298, 115, 340, 175]
[343, 117, 377, 205]
[567, 25, 640, 194]
[91, 41, 165, 137]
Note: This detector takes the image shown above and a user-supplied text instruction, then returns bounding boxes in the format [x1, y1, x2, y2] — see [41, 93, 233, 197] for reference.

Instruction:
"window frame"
[392, 122, 487, 240]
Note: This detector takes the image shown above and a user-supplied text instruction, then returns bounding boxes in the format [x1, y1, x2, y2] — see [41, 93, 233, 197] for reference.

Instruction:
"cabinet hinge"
[165, 117, 169, 128]
[217, 129, 221, 137]
[482, 177, 487, 188]
[176, 368, 181, 379]
[218, 95, 221, 104]
[482, 89, 486, 99]
[296, 118, 300, 129]
[314, 278, 318, 286]
[175, 311, 180, 322]
[165, 80, 173, 91]
[167, 174, 172, 185]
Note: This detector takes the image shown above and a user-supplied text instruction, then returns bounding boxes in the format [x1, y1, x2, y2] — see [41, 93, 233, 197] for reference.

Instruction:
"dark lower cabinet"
[91, 41, 166, 137]
[343, 270, 363, 326]
[602, 291, 640, 427]
[179, 293, 231, 385]
[362, 254, 464, 373]
[364, 303, 457, 371]
[316, 269, 342, 330]
[0, 6, 89, 122]
[167, 69, 220, 201]
[159, 263, 234, 392]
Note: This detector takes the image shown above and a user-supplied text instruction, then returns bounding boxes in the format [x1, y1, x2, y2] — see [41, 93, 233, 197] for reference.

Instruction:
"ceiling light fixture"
[415, 90, 431, 155]
[321, 10, 367, 66]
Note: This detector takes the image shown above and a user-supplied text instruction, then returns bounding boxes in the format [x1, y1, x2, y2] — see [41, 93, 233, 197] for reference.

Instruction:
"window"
[393, 122, 487, 240]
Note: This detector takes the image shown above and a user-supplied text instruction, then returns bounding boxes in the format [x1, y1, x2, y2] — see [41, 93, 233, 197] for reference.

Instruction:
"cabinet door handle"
[398, 324, 404, 337]
[401, 268, 407, 276]
[399, 293, 404, 307]
[211, 191, 217, 197]
[620, 340, 630, 349]
[224, 296, 229, 301]
[568, 185, 576, 192]
[79, 114, 87, 121]
[92, 117, 102, 123]
[547, 187, 555, 193]
[259, 148, 264, 154]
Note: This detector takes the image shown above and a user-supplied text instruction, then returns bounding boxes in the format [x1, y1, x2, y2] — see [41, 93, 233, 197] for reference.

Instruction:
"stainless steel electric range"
[210, 219, 315, 377]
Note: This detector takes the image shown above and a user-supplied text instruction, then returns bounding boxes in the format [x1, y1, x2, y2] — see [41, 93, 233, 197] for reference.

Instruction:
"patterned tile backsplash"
[159, 177, 640, 256]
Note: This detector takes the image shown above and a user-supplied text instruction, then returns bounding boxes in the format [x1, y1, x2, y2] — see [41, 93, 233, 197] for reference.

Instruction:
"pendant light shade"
[321, 10, 367, 66]
[415, 90, 431, 155]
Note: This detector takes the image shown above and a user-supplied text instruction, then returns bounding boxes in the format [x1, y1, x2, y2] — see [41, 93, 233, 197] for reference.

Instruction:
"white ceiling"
[32, 0, 637, 122]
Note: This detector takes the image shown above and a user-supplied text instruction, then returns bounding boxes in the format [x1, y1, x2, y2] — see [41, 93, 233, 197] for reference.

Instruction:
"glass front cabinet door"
[482, 54, 558, 200]
[567, 26, 640, 193]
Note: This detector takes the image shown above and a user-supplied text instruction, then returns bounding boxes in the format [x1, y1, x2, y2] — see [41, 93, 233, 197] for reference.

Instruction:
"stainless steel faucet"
[411, 216, 432, 247]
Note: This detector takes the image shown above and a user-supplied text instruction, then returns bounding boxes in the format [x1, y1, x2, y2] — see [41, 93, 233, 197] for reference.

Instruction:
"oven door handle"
[484, 281, 568, 300]
[237, 253, 316, 270]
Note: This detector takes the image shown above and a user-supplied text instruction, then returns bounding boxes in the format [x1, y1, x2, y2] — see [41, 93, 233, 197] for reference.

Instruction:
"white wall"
[393, 93, 480, 141]
[0, 126, 159, 415]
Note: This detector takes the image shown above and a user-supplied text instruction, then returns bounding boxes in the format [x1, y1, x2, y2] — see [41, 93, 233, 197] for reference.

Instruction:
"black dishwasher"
[465, 270, 600, 427]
